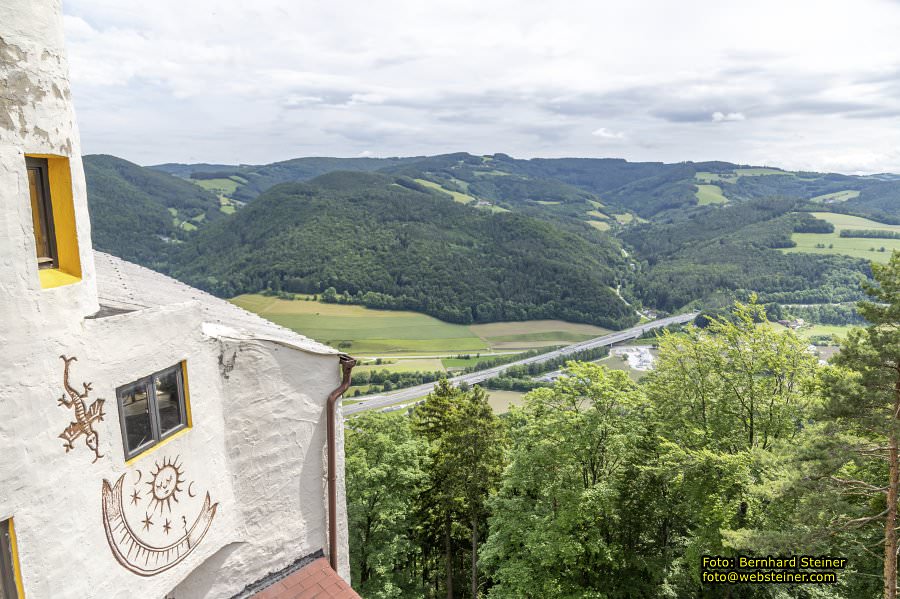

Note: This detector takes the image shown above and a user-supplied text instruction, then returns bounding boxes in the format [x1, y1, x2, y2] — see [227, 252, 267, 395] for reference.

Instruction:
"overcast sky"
[62, 0, 900, 173]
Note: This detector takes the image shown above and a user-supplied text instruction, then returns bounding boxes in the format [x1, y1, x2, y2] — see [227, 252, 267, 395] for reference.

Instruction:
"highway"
[343, 311, 699, 415]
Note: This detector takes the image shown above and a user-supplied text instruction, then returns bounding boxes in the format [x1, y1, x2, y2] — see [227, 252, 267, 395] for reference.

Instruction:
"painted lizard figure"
[57, 355, 105, 462]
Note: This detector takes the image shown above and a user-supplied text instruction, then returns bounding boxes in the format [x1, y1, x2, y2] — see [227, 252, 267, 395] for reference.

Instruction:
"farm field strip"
[809, 190, 860, 203]
[231, 294, 618, 364]
[782, 212, 900, 263]
[695, 184, 727, 205]
[413, 178, 478, 204]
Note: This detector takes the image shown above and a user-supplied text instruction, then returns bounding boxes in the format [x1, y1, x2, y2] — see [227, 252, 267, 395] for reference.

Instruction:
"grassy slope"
[414, 178, 478, 204]
[696, 184, 728, 205]
[783, 212, 900, 262]
[232, 294, 617, 356]
[810, 190, 860, 203]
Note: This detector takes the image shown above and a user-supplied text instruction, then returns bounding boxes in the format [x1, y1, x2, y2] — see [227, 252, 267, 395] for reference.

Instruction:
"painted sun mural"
[101, 456, 218, 576]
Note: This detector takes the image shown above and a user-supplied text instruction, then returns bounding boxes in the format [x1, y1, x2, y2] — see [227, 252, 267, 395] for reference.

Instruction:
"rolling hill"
[165, 171, 638, 329]
[83, 154, 223, 268]
[85, 152, 900, 321]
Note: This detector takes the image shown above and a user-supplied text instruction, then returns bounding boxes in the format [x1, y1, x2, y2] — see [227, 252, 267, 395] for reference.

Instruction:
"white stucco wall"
[0, 2, 352, 597]
[0, 299, 346, 599]
[173, 338, 348, 599]
[0, 0, 99, 330]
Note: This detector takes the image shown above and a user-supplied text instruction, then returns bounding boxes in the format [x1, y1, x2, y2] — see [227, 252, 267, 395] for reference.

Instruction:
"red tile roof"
[249, 558, 360, 599]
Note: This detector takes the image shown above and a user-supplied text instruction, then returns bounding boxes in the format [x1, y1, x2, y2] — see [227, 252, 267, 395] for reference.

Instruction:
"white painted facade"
[0, 3, 352, 597]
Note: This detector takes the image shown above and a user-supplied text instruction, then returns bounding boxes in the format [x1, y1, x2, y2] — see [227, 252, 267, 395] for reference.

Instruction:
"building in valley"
[0, 2, 359, 597]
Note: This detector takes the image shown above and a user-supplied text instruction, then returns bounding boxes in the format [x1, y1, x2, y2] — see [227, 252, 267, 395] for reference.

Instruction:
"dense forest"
[166, 172, 638, 328]
[620, 200, 871, 310]
[85, 152, 900, 323]
[346, 257, 900, 598]
[83, 154, 223, 268]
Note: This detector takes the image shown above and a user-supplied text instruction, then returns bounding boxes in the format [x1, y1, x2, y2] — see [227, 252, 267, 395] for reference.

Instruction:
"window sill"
[124, 426, 191, 467]
[39, 268, 81, 289]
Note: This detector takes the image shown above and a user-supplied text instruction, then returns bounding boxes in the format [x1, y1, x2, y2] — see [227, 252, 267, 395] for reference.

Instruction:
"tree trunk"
[471, 520, 479, 599]
[885, 430, 898, 599]
[445, 516, 453, 599]
[885, 377, 900, 599]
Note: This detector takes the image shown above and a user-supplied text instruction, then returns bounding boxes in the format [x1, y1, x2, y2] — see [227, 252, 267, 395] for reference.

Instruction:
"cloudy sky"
[63, 0, 900, 173]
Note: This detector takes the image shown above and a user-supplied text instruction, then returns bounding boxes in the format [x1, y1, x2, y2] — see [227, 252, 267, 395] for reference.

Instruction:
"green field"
[695, 184, 728, 205]
[809, 190, 860, 203]
[414, 179, 478, 204]
[696, 168, 792, 185]
[735, 167, 792, 176]
[695, 172, 738, 184]
[487, 390, 526, 413]
[219, 196, 243, 215]
[615, 213, 634, 224]
[535, 200, 561, 206]
[231, 295, 613, 358]
[356, 358, 444, 374]
[191, 177, 241, 196]
[587, 220, 611, 231]
[587, 210, 608, 219]
[801, 324, 853, 339]
[783, 212, 900, 263]
[231, 294, 486, 354]
[469, 320, 610, 349]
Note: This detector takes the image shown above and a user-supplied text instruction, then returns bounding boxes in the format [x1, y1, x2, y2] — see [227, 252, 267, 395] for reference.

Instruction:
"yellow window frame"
[25, 154, 82, 289]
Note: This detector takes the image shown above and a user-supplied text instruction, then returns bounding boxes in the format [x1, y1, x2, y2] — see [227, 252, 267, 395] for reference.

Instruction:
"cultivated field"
[783, 212, 900, 263]
[695, 184, 727, 205]
[231, 294, 487, 354]
[191, 177, 241, 196]
[231, 294, 615, 365]
[487, 390, 526, 413]
[414, 179, 478, 204]
[809, 190, 860, 203]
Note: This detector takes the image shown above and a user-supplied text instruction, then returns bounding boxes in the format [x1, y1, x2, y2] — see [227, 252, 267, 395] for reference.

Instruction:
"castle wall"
[0, 2, 351, 597]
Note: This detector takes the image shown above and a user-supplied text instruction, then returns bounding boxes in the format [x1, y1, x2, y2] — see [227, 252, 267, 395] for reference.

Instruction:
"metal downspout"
[327, 354, 357, 572]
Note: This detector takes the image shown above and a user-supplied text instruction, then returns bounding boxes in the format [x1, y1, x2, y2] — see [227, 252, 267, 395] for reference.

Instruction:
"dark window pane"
[27, 167, 53, 266]
[0, 520, 17, 599]
[155, 367, 184, 436]
[120, 382, 153, 452]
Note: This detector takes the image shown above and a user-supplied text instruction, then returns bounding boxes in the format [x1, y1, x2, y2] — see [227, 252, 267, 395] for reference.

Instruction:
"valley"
[83, 151, 900, 394]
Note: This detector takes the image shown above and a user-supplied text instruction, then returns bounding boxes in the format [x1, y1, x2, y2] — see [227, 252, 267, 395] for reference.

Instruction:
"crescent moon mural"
[101, 464, 217, 576]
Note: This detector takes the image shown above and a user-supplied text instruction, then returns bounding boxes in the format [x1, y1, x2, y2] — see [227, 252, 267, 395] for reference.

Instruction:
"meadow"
[783, 212, 900, 263]
[695, 183, 727, 205]
[809, 190, 860, 203]
[231, 294, 615, 370]
[414, 178, 477, 204]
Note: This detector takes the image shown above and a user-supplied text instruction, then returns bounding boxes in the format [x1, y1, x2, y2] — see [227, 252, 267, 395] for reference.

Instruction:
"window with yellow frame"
[24, 155, 82, 289]
[116, 362, 192, 461]
[0, 518, 25, 599]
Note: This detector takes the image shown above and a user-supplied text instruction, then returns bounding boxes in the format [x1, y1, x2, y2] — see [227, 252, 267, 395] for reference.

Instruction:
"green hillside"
[84, 154, 223, 268]
[621, 200, 871, 310]
[168, 171, 638, 329]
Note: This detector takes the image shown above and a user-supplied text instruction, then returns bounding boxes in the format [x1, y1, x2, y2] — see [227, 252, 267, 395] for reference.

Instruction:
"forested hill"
[152, 156, 423, 203]
[166, 171, 638, 329]
[83, 154, 223, 268]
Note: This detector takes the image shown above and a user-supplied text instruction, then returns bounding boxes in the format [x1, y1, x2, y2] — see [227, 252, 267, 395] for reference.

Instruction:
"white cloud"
[61, 0, 900, 173]
[592, 127, 626, 140]
[711, 111, 746, 122]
